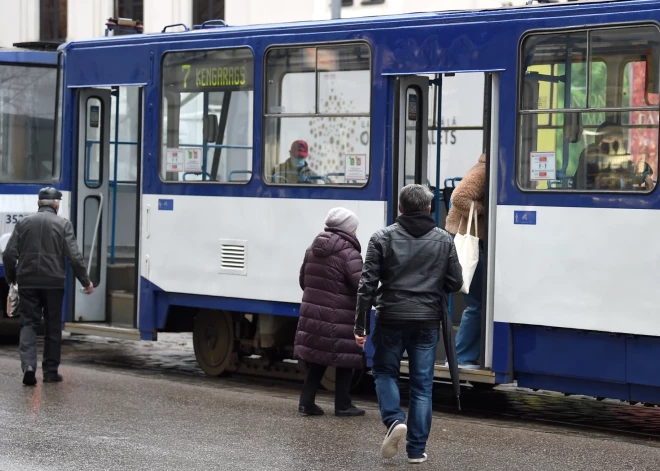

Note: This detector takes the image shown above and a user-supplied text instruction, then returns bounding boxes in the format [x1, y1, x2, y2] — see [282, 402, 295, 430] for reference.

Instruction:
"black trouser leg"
[18, 289, 42, 372]
[300, 363, 326, 407]
[334, 367, 353, 410]
[41, 289, 64, 375]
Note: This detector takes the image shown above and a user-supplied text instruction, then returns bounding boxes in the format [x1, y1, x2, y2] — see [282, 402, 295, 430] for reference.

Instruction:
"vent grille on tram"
[219, 240, 248, 275]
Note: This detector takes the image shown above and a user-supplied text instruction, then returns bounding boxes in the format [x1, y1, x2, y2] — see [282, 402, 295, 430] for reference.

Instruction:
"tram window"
[0, 65, 58, 183]
[517, 25, 660, 192]
[85, 97, 103, 188]
[109, 87, 140, 182]
[263, 43, 371, 186]
[425, 72, 485, 189]
[159, 47, 254, 183]
[83, 196, 102, 287]
[53, 61, 63, 180]
[404, 87, 422, 185]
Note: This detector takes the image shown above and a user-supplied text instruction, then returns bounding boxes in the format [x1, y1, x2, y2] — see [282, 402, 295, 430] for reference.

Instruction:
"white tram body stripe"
[495, 205, 660, 337]
[141, 195, 387, 304]
[0, 192, 72, 245]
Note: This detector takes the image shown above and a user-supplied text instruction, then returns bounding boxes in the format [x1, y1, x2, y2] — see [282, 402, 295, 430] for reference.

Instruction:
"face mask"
[293, 157, 306, 168]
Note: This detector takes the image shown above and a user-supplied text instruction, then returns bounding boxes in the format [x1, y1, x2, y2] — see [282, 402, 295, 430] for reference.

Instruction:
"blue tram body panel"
[44, 0, 660, 400]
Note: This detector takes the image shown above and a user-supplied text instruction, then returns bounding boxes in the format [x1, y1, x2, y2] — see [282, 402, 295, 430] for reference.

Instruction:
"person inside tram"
[572, 143, 602, 190]
[634, 142, 656, 191]
[572, 121, 655, 191]
[445, 153, 486, 369]
[271, 139, 321, 184]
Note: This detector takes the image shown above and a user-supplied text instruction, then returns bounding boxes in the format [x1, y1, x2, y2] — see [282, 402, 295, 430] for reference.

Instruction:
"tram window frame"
[262, 41, 373, 188]
[84, 96, 105, 189]
[0, 62, 59, 184]
[516, 24, 660, 194]
[53, 54, 64, 181]
[158, 47, 255, 185]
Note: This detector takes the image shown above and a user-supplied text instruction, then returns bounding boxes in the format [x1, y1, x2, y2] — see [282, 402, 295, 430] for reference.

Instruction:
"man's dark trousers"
[18, 288, 64, 374]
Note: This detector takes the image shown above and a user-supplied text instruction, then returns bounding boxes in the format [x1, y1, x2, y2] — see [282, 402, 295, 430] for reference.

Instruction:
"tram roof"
[0, 48, 58, 66]
[58, 0, 658, 52]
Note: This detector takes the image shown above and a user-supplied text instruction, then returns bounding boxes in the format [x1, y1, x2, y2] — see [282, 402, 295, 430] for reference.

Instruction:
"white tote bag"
[453, 201, 479, 294]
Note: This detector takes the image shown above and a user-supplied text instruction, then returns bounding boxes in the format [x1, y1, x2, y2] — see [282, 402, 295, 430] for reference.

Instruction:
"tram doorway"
[390, 72, 499, 384]
[65, 86, 143, 341]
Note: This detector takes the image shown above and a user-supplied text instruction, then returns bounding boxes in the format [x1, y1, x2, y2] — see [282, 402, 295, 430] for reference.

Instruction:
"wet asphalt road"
[1, 335, 660, 470]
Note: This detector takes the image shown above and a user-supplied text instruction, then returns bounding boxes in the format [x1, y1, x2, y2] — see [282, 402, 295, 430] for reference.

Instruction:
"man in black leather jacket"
[353, 184, 462, 464]
[3, 187, 93, 386]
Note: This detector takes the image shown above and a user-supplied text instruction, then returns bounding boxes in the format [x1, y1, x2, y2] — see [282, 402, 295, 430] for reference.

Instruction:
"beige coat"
[445, 154, 486, 240]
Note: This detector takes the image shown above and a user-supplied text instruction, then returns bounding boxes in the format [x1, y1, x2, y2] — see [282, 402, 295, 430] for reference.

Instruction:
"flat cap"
[38, 187, 62, 201]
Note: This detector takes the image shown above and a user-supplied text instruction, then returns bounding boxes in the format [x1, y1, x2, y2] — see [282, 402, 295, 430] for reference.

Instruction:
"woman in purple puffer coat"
[294, 207, 365, 417]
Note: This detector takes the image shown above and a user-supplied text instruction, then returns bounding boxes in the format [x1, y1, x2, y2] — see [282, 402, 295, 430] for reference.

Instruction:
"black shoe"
[298, 404, 324, 416]
[23, 367, 36, 386]
[43, 373, 63, 383]
[335, 405, 366, 417]
[381, 420, 407, 459]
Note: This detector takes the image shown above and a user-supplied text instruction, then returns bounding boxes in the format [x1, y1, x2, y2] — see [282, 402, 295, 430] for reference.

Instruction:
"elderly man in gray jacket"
[3, 187, 93, 386]
[354, 184, 463, 464]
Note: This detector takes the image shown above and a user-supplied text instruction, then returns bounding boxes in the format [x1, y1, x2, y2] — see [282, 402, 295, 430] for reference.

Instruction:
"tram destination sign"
[165, 56, 254, 93]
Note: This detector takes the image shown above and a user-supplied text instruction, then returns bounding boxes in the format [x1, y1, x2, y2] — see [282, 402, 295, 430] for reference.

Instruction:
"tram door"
[74, 89, 111, 323]
[66, 86, 143, 341]
[393, 76, 429, 222]
[392, 76, 429, 363]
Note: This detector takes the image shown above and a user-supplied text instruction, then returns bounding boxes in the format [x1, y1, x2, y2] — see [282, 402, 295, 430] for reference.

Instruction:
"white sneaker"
[381, 420, 407, 459]
[409, 453, 428, 464]
[458, 363, 480, 370]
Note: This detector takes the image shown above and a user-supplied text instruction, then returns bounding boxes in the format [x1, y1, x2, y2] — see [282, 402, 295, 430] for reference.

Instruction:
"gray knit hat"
[325, 207, 359, 233]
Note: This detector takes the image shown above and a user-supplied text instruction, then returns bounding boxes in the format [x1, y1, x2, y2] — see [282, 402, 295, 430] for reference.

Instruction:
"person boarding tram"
[355, 184, 463, 464]
[445, 153, 487, 369]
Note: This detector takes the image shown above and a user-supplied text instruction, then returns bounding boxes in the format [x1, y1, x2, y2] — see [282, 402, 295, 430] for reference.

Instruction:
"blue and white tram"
[0, 42, 62, 337]
[7, 0, 660, 402]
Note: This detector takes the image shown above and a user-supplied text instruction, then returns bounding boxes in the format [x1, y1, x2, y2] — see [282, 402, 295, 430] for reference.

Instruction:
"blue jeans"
[456, 241, 484, 365]
[371, 324, 439, 458]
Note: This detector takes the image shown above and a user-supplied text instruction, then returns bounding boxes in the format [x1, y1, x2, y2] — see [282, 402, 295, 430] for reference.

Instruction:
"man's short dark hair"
[399, 184, 433, 214]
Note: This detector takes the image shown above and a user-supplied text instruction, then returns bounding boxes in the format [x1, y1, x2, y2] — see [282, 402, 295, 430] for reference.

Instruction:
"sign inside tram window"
[89, 106, 100, 128]
[164, 52, 254, 92]
[183, 148, 203, 173]
[530, 151, 556, 181]
[345, 153, 367, 181]
[408, 95, 418, 121]
[165, 148, 184, 172]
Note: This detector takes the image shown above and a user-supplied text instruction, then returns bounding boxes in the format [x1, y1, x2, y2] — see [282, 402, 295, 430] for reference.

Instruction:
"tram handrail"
[81, 193, 103, 292]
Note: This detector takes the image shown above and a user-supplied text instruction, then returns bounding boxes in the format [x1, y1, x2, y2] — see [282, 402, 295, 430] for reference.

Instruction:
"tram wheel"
[318, 366, 366, 393]
[193, 310, 234, 377]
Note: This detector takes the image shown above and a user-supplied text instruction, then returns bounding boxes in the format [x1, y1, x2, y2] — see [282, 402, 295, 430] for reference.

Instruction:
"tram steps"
[108, 263, 135, 294]
[108, 291, 134, 327]
[107, 262, 135, 327]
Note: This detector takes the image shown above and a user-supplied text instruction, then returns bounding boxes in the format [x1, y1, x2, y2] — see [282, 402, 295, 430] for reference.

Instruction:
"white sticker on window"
[344, 153, 367, 181]
[165, 148, 184, 172]
[530, 151, 556, 181]
[182, 148, 203, 173]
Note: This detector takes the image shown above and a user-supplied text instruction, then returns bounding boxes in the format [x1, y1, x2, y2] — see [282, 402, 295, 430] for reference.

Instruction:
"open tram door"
[390, 73, 499, 387]
[64, 87, 143, 341]
[392, 76, 430, 220]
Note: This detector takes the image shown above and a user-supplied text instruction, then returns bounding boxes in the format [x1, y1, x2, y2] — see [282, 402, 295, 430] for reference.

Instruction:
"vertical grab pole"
[432, 75, 453, 321]
[110, 88, 120, 264]
[432, 75, 453, 320]
[433, 75, 443, 227]
[202, 92, 209, 181]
